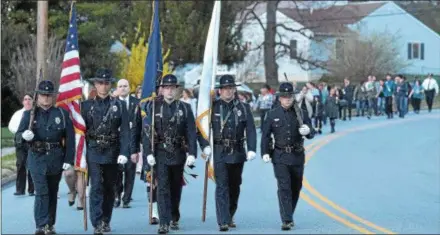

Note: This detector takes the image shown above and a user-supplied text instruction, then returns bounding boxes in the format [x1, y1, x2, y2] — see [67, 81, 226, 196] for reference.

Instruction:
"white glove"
[186, 155, 196, 166]
[262, 154, 271, 163]
[117, 155, 128, 164]
[299, 124, 311, 136]
[246, 151, 256, 161]
[203, 146, 212, 162]
[22, 130, 34, 141]
[62, 163, 72, 170]
[147, 154, 156, 166]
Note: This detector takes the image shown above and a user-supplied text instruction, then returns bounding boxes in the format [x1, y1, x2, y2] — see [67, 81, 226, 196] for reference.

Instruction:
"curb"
[1, 173, 17, 188]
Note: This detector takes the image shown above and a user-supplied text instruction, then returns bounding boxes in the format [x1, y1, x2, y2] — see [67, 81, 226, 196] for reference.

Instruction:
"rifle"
[28, 68, 43, 130]
[149, 98, 155, 225]
[283, 73, 303, 126]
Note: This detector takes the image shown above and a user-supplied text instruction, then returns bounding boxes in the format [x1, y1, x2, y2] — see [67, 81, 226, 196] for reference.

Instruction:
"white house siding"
[240, 11, 315, 83]
[351, 2, 440, 75]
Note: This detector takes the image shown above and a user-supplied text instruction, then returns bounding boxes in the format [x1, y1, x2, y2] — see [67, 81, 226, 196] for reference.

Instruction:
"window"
[290, 40, 297, 59]
[335, 39, 345, 59]
[408, 42, 424, 60]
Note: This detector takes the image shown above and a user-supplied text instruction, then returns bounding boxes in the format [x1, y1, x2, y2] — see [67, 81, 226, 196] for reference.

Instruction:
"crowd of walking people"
[252, 73, 439, 133]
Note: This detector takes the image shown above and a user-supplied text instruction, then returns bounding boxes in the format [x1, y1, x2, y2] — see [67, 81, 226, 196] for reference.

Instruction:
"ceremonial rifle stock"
[283, 73, 303, 126]
[29, 68, 43, 130]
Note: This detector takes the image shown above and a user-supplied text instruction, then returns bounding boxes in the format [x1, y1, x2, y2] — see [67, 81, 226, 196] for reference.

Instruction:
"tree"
[117, 21, 172, 92]
[240, 1, 342, 86]
[326, 31, 409, 81]
[10, 34, 64, 100]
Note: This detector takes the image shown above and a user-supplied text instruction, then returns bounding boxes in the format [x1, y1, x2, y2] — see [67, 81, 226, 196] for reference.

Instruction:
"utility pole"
[36, 1, 48, 80]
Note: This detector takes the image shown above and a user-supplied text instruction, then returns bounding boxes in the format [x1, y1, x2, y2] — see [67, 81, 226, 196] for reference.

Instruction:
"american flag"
[56, 2, 87, 173]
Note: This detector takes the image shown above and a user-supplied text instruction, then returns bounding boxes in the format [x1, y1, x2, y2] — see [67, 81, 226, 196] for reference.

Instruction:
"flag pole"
[201, 1, 221, 222]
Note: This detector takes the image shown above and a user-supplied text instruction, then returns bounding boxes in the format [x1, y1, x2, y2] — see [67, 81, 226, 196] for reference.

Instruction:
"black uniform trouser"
[425, 89, 435, 112]
[157, 163, 185, 225]
[272, 163, 303, 223]
[214, 161, 244, 225]
[89, 162, 118, 227]
[385, 96, 393, 117]
[30, 171, 62, 228]
[16, 147, 34, 194]
[115, 161, 136, 203]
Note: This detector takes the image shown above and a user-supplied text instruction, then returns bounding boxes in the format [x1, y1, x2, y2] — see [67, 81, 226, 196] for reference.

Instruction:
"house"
[239, 1, 440, 83]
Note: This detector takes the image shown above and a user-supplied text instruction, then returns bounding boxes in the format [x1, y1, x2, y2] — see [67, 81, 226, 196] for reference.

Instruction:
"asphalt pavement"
[1, 110, 439, 234]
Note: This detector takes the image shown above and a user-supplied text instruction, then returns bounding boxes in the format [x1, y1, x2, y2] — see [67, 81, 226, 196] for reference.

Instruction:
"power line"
[235, 7, 439, 26]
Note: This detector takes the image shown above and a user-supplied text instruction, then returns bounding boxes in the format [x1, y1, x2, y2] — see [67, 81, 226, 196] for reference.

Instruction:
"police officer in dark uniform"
[198, 75, 257, 232]
[16, 80, 75, 235]
[81, 69, 130, 234]
[143, 74, 197, 234]
[260, 82, 315, 231]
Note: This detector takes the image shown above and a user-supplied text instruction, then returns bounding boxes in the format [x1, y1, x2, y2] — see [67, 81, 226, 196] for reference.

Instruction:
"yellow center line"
[300, 192, 375, 234]
[300, 120, 427, 234]
[302, 179, 396, 234]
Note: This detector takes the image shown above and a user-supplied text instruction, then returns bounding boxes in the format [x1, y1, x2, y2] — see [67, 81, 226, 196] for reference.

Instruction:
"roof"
[278, 2, 387, 36]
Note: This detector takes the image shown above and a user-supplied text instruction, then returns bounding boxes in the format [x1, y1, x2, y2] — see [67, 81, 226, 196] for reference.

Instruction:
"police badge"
[55, 117, 61, 124]
[112, 105, 118, 112]
[179, 110, 183, 116]
[237, 110, 242, 117]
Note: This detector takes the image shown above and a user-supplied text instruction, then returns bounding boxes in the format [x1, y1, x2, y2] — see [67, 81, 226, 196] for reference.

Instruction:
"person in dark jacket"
[198, 75, 257, 232]
[16, 80, 75, 235]
[260, 82, 315, 230]
[313, 95, 324, 134]
[341, 78, 355, 120]
[81, 68, 131, 234]
[325, 88, 339, 133]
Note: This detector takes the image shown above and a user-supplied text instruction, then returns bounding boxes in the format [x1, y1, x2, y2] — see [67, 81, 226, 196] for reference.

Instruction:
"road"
[2, 110, 439, 234]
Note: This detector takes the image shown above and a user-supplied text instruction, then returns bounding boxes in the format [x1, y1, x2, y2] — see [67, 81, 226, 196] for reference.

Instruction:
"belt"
[31, 141, 61, 151]
[275, 144, 303, 153]
[88, 135, 118, 144]
[213, 139, 243, 147]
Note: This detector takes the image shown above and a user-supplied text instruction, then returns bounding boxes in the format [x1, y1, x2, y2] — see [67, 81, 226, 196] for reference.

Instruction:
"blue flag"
[141, 0, 163, 101]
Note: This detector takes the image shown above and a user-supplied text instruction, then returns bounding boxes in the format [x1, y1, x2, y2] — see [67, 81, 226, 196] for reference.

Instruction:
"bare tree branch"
[10, 34, 64, 100]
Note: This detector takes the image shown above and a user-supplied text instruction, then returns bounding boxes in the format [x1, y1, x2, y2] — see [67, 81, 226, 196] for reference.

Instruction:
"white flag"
[196, 1, 221, 182]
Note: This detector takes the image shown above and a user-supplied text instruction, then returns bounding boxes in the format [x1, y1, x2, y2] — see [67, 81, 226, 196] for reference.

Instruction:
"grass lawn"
[1, 127, 14, 148]
[1, 153, 17, 179]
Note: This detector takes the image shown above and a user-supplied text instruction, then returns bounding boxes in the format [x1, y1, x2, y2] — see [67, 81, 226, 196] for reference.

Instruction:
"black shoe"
[29, 192, 35, 196]
[48, 225, 56, 234]
[122, 202, 131, 208]
[158, 224, 169, 234]
[68, 200, 75, 206]
[102, 222, 111, 233]
[14, 192, 25, 196]
[94, 221, 105, 235]
[94, 227, 103, 235]
[318, 130, 322, 134]
[35, 228, 45, 235]
[170, 221, 179, 230]
[228, 221, 236, 228]
[151, 217, 159, 225]
[219, 224, 229, 232]
[281, 221, 294, 230]
[42, 224, 53, 235]
[77, 207, 83, 211]
[114, 199, 120, 208]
